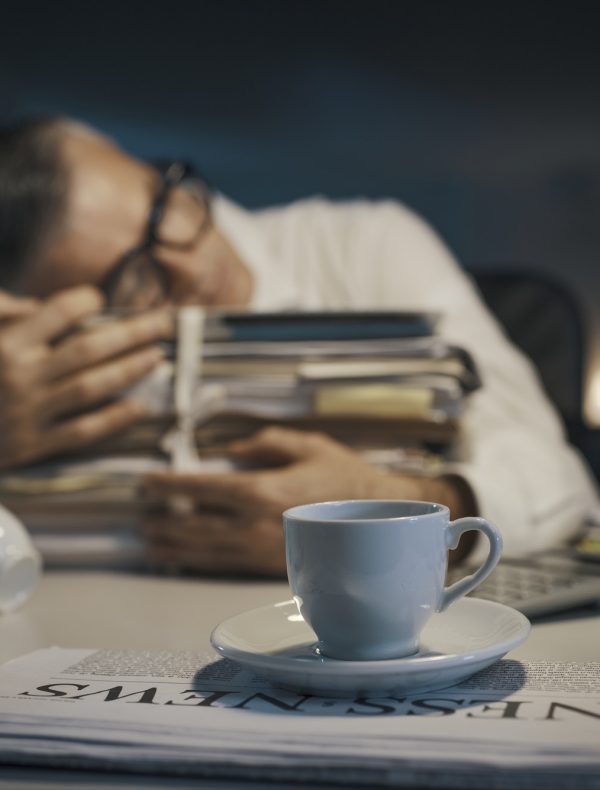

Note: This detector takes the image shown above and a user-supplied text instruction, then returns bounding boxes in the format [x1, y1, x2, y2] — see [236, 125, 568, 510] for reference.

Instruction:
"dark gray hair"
[0, 116, 68, 291]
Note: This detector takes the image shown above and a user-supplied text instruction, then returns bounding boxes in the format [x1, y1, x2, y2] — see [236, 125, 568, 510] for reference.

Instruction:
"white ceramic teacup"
[0, 504, 42, 613]
[283, 500, 503, 661]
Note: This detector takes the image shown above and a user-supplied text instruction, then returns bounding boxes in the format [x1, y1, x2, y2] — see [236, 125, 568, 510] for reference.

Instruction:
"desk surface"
[0, 571, 598, 790]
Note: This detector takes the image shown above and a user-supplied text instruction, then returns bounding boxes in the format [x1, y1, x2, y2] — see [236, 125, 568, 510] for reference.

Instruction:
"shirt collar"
[212, 194, 296, 310]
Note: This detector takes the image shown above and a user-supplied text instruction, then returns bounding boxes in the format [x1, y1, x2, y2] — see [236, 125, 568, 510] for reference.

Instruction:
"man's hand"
[0, 286, 171, 469]
[0, 292, 40, 321]
[143, 426, 452, 577]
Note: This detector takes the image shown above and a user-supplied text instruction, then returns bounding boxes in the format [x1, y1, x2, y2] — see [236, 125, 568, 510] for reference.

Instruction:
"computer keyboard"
[448, 552, 600, 618]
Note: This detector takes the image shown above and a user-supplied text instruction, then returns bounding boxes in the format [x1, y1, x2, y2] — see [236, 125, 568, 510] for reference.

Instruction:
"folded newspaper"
[0, 649, 598, 788]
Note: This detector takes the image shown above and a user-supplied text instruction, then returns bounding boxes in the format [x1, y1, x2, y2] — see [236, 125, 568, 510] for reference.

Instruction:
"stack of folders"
[0, 310, 481, 567]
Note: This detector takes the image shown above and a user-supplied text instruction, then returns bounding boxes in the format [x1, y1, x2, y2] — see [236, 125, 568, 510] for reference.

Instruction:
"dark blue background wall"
[3, 1, 600, 417]
[3, 1, 599, 272]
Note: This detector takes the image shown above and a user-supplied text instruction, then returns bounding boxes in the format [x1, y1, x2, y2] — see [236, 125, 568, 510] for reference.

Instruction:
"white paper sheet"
[0, 649, 598, 786]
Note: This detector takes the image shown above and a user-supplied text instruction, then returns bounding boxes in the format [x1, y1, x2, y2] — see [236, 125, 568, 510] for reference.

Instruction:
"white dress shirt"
[214, 195, 598, 559]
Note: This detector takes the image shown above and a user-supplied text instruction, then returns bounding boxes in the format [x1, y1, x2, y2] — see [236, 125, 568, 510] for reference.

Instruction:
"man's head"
[0, 117, 66, 293]
[0, 117, 253, 307]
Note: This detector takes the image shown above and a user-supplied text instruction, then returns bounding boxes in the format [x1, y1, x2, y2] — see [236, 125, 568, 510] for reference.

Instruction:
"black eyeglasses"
[101, 161, 213, 310]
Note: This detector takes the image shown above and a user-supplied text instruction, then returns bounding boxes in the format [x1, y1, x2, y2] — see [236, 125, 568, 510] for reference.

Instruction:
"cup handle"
[440, 517, 503, 611]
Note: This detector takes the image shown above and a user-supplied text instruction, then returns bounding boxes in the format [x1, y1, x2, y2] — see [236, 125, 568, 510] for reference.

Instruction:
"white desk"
[0, 570, 599, 789]
[1, 570, 599, 665]
[0, 571, 290, 665]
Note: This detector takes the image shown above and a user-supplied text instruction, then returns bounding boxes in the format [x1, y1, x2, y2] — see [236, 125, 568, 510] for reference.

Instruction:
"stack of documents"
[96, 311, 480, 454]
[182, 335, 479, 449]
[0, 310, 481, 566]
[0, 648, 598, 788]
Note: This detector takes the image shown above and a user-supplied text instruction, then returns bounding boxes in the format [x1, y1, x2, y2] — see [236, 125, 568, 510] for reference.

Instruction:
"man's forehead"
[22, 127, 155, 297]
[60, 125, 153, 197]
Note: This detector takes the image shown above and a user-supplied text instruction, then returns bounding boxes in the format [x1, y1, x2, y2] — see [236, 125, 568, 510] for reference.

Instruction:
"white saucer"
[211, 597, 530, 698]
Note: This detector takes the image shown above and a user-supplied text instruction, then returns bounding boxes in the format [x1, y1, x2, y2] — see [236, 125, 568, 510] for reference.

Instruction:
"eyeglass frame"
[101, 161, 213, 309]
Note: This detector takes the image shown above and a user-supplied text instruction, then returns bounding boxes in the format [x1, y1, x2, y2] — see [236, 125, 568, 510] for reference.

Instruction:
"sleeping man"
[0, 116, 596, 575]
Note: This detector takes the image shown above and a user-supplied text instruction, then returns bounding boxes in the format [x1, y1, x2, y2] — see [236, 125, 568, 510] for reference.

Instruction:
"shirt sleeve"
[342, 200, 598, 559]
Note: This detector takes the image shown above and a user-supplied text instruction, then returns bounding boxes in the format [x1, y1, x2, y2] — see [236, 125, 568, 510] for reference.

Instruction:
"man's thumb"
[229, 425, 316, 465]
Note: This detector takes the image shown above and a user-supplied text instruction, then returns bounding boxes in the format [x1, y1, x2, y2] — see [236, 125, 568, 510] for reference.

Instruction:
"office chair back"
[470, 267, 585, 427]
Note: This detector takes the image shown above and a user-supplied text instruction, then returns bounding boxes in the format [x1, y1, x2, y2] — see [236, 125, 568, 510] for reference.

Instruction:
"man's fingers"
[5, 286, 104, 348]
[41, 347, 164, 420]
[144, 511, 234, 533]
[46, 309, 173, 381]
[144, 470, 260, 508]
[144, 544, 243, 574]
[143, 515, 247, 571]
[142, 511, 287, 576]
[229, 425, 327, 464]
[0, 292, 40, 322]
[41, 398, 147, 456]
[144, 516, 239, 549]
[144, 539, 283, 577]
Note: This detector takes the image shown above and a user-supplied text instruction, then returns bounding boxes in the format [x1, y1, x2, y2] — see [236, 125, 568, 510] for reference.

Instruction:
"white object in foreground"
[0, 504, 41, 613]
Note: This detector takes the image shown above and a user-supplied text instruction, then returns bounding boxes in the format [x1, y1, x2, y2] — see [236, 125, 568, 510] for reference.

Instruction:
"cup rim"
[282, 499, 450, 523]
